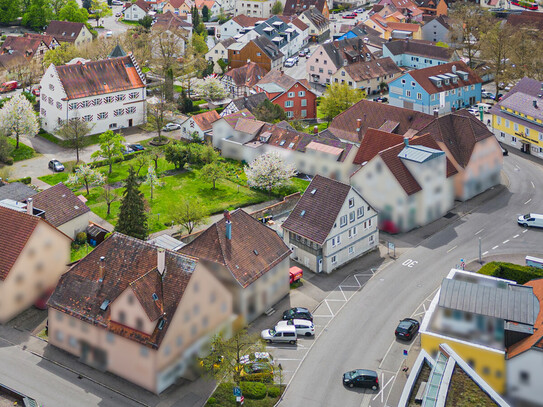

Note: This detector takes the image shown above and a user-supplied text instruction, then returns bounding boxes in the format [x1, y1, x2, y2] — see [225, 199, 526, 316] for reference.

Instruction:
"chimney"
[224, 210, 232, 240]
[157, 247, 165, 276]
[247, 58, 251, 64]
[99, 256, 105, 282]
[314, 125, 318, 134]
[433, 109, 439, 118]
[404, 137, 409, 147]
[26, 197, 33, 215]
[533, 100, 538, 109]
[356, 118, 362, 132]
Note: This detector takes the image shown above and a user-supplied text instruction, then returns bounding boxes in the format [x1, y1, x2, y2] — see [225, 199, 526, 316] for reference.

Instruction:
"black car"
[395, 318, 420, 341]
[282, 307, 313, 321]
[501, 146, 508, 156]
[129, 143, 145, 151]
[343, 369, 379, 390]
[373, 97, 388, 103]
[48, 159, 64, 172]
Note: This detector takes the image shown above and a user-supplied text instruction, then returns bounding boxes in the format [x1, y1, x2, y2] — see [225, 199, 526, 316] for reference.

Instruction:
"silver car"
[261, 325, 297, 344]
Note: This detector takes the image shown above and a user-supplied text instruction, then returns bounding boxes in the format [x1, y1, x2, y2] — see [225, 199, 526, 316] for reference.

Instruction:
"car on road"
[298, 50, 306, 57]
[395, 318, 420, 341]
[48, 159, 65, 172]
[482, 91, 496, 100]
[282, 307, 313, 321]
[129, 143, 145, 151]
[162, 122, 182, 131]
[261, 325, 297, 344]
[240, 362, 274, 382]
[501, 146, 508, 156]
[343, 369, 379, 390]
[277, 319, 315, 337]
[111, 0, 123, 4]
[373, 96, 388, 103]
[518, 213, 543, 228]
[284, 57, 297, 67]
[343, 14, 356, 18]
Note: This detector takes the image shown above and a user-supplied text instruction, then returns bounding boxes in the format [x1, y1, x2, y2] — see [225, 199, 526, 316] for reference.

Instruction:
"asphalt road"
[279, 151, 543, 406]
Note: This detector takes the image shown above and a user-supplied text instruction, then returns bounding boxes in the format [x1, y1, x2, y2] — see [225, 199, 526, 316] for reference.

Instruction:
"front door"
[317, 257, 323, 273]
[128, 118, 133, 127]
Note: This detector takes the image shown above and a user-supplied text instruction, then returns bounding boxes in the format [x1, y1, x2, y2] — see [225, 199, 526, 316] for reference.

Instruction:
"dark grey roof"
[253, 16, 298, 50]
[438, 278, 539, 325]
[384, 39, 455, 60]
[301, 8, 328, 31]
[109, 45, 127, 58]
[253, 35, 284, 61]
[0, 182, 37, 202]
[489, 77, 543, 120]
[322, 37, 375, 70]
[231, 93, 269, 112]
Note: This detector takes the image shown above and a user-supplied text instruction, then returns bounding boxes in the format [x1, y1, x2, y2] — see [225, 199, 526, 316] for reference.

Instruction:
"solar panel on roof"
[100, 300, 110, 311]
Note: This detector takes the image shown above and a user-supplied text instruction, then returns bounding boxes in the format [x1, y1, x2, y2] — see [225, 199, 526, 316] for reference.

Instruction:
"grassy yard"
[8, 138, 37, 161]
[71, 242, 95, 262]
[37, 129, 116, 148]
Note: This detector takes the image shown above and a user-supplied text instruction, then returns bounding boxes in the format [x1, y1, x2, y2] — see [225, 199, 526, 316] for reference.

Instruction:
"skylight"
[300, 210, 306, 217]
[152, 293, 159, 301]
[100, 300, 110, 311]
[310, 189, 317, 195]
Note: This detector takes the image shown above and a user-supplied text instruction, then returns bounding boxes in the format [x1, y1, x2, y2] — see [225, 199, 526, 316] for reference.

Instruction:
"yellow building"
[420, 269, 539, 395]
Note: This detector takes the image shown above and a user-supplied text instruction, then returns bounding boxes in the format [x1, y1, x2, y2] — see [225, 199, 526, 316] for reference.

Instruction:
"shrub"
[267, 386, 280, 398]
[89, 150, 144, 168]
[12, 176, 31, 184]
[478, 261, 543, 285]
[3, 157, 14, 165]
[76, 232, 87, 244]
[205, 397, 216, 405]
[240, 381, 267, 399]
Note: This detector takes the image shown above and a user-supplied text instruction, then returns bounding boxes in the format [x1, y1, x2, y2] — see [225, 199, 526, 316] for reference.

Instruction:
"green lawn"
[8, 138, 37, 161]
[39, 172, 69, 185]
[37, 129, 123, 148]
[71, 243, 94, 262]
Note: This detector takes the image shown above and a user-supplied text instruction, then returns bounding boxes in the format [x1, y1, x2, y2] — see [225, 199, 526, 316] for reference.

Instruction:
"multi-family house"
[413, 0, 448, 17]
[420, 268, 540, 394]
[227, 36, 284, 71]
[44, 20, 93, 47]
[235, 0, 275, 19]
[374, 0, 424, 22]
[179, 110, 220, 141]
[179, 209, 291, 324]
[162, 0, 193, 16]
[388, 61, 483, 114]
[490, 77, 543, 159]
[330, 57, 401, 96]
[221, 61, 267, 98]
[122, 0, 153, 21]
[195, 0, 222, 16]
[284, 0, 329, 19]
[363, 15, 422, 40]
[1, 35, 54, 64]
[299, 8, 329, 43]
[220, 93, 269, 117]
[237, 15, 303, 59]
[0, 181, 37, 202]
[278, 16, 309, 48]
[336, 25, 386, 54]
[218, 14, 266, 40]
[382, 39, 459, 69]
[306, 38, 375, 85]
[39, 54, 146, 136]
[282, 175, 378, 274]
[254, 70, 317, 119]
[47, 232, 233, 394]
[420, 15, 451, 44]
[206, 37, 237, 73]
[211, 109, 263, 149]
[24, 33, 61, 50]
[0, 205, 71, 323]
[349, 132, 456, 233]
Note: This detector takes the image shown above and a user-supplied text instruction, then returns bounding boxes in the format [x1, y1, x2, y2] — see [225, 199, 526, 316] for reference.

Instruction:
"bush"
[205, 397, 216, 405]
[478, 261, 543, 285]
[2, 156, 14, 165]
[89, 150, 144, 168]
[76, 232, 87, 244]
[267, 386, 280, 398]
[240, 381, 267, 399]
[12, 176, 31, 184]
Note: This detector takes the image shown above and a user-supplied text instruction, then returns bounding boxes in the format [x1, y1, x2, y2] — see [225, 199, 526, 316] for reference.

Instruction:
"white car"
[162, 122, 182, 131]
[106, 31, 113, 38]
[284, 57, 297, 67]
[467, 107, 479, 116]
[276, 319, 315, 337]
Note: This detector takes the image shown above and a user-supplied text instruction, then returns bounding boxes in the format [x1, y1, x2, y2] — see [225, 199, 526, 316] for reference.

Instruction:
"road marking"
[339, 286, 348, 301]
[475, 228, 484, 235]
[515, 164, 521, 170]
[523, 229, 528, 233]
[378, 341, 397, 370]
[373, 374, 395, 402]
[483, 251, 489, 255]
[275, 358, 302, 361]
[492, 245, 499, 250]
[325, 301, 334, 317]
[324, 299, 347, 302]
[531, 181, 535, 188]
[503, 240, 510, 244]
[513, 234, 520, 238]
[312, 315, 333, 318]
[525, 198, 532, 205]
[446, 245, 457, 253]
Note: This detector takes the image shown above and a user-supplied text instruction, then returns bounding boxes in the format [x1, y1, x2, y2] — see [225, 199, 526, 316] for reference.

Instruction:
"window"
[301, 99, 307, 107]
[115, 94, 126, 101]
[93, 98, 102, 106]
[285, 100, 293, 108]
[471, 85, 475, 90]
[301, 110, 307, 118]
[118, 311, 126, 324]
[520, 371, 529, 384]
[97, 112, 108, 120]
[286, 111, 294, 118]
[194, 282, 199, 293]
[104, 96, 114, 104]
[526, 128, 530, 136]
[368, 218, 372, 227]
[129, 92, 139, 99]
[512, 136, 517, 143]
[114, 108, 124, 116]
[505, 120, 510, 128]
[411, 81, 416, 87]
[514, 123, 519, 131]
[202, 316, 208, 328]
[298, 91, 305, 97]
[406, 90, 411, 97]
[319, 68, 323, 73]
[348, 198, 354, 208]
[340, 215, 347, 227]
[500, 132, 505, 139]
[357, 207, 364, 218]
[164, 345, 171, 356]
[256, 52, 261, 56]
[369, 234, 375, 245]
[497, 116, 501, 125]
[193, 303, 200, 316]
[56, 102, 62, 110]
[82, 114, 93, 122]
[401, 79, 406, 84]
[417, 93, 422, 100]
[126, 106, 136, 114]
[128, 294, 134, 304]
[106, 332, 115, 343]
[341, 71, 345, 77]
[191, 324, 197, 337]
[288, 92, 294, 98]
[69, 336, 78, 348]
[348, 246, 354, 254]
[48, 97, 53, 105]
[349, 211, 355, 223]
[331, 255, 337, 264]
[49, 84, 54, 91]
[310, 66, 314, 71]
[40, 108, 46, 116]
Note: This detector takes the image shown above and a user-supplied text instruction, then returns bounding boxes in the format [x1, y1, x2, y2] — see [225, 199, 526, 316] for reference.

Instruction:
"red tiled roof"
[55, 55, 145, 99]
[30, 183, 90, 227]
[179, 209, 291, 288]
[232, 14, 266, 27]
[353, 128, 404, 165]
[278, 15, 309, 31]
[1, 36, 44, 58]
[406, 61, 482, 95]
[256, 70, 313, 95]
[45, 20, 86, 43]
[192, 110, 220, 131]
[224, 62, 267, 87]
[386, 22, 422, 32]
[24, 33, 58, 48]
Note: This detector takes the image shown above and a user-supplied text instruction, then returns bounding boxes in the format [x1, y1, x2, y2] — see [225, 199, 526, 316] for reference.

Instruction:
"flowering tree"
[66, 164, 106, 196]
[245, 152, 297, 193]
[0, 93, 39, 149]
[143, 165, 164, 201]
[194, 76, 227, 101]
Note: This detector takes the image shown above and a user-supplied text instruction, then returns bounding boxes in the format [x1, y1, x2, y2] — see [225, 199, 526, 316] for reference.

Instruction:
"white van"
[261, 325, 297, 344]
[518, 213, 543, 228]
[476, 103, 492, 114]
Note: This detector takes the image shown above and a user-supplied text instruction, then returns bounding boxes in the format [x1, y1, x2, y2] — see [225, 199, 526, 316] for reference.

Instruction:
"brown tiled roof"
[343, 57, 401, 82]
[328, 99, 434, 144]
[55, 55, 145, 99]
[352, 128, 404, 165]
[164, 0, 190, 8]
[406, 61, 482, 95]
[224, 62, 267, 87]
[222, 109, 257, 127]
[0, 206, 40, 280]
[384, 39, 455, 60]
[301, 8, 328, 30]
[48, 233, 196, 349]
[234, 117, 266, 134]
[256, 70, 313, 95]
[415, 109, 493, 168]
[192, 110, 220, 131]
[507, 10, 543, 30]
[45, 21, 85, 43]
[278, 15, 309, 31]
[282, 175, 352, 244]
[30, 183, 90, 227]
[178, 209, 290, 288]
[24, 33, 58, 48]
[131, 0, 153, 11]
[386, 22, 422, 32]
[0, 51, 25, 69]
[153, 10, 192, 30]
[232, 14, 266, 28]
[195, 0, 215, 9]
[284, 0, 327, 16]
[1, 36, 44, 58]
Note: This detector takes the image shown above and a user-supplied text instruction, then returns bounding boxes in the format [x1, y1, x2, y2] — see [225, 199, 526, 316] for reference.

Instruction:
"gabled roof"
[153, 10, 193, 30]
[489, 77, 543, 119]
[29, 183, 90, 227]
[256, 69, 312, 95]
[342, 57, 401, 82]
[353, 128, 404, 165]
[48, 233, 197, 349]
[219, 37, 238, 49]
[191, 110, 220, 131]
[415, 109, 493, 168]
[424, 15, 451, 29]
[251, 36, 284, 62]
[221, 109, 257, 127]
[278, 15, 309, 32]
[24, 33, 58, 48]
[284, 0, 328, 16]
[224, 62, 267, 87]
[405, 60, 482, 95]
[235, 117, 266, 134]
[195, 0, 216, 9]
[301, 8, 328, 30]
[127, 0, 153, 12]
[165, 0, 192, 8]
[55, 55, 145, 99]
[178, 209, 291, 288]
[320, 37, 375, 70]
[282, 175, 352, 245]
[232, 14, 266, 28]
[1, 36, 45, 58]
[384, 39, 454, 60]
[45, 21, 86, 43]
[0, 182, 37, 202]
[229, 93, 269, 113]
[387, 21, 422, 32]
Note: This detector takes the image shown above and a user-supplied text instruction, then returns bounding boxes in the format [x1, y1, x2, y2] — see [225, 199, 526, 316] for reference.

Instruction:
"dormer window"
[437, 80, 442, 87]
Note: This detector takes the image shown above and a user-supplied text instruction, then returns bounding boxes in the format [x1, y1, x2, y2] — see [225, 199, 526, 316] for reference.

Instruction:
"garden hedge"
[478, 262, 543, 285]
[240, 381, 267, 399]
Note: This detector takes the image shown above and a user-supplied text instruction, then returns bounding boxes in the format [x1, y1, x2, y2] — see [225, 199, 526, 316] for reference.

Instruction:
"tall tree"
[148, 145, 162, 172]
[253, 99, 286, 123]
[202, 5, 209, 22]
[7, 59, 42, 92]
[0, 93, 39, 149]
[194, 76, 226, 100]
[90, 130, 126, 174]
[56, 117, 93, 163]
[58, 0, 89, 23]
[22, 0, 52, 30]
[66, 164, 106, 195]
[100, 184, 119, 215]
[147, 89, 170, 142]
[138, 14, 153, 30]
[0, 0, 22, 25]
[115, 167, 148, 239]
[164, 142, 188, 169]
[245, 152, 297, 193]
[90, 0, 111, 27]
[179, 43, 207, 95]
[192, 6, 200, 30]
[171, 197, 206, 234]
[132, 152, 149, 177]
[192, 32, 208, 54]
[50, 0, 68, 16]
[271, 0, 282, 15]
[200, 161, 226, 189]
[43, 43, 79, 66]
[320, 83, 364, 123]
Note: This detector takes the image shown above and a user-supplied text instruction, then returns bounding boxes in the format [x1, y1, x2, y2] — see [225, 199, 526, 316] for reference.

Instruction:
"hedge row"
[11, 177, 31, 185]
[89, 150, 144, 169]
[240, 382, 267, 399]
[478, 261, 543, 285]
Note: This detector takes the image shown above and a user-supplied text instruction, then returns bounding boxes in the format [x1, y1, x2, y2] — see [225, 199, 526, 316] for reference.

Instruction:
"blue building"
[388, 61, 483, 114]
[382, 39, 460, 70]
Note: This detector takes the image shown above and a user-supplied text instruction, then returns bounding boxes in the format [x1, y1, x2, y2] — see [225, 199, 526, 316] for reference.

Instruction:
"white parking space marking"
[483, 251, 489, 256]
[373, 374, 395, 402]
[446, 245, 457, 253]
[531, 181, 535, 188]
[492, 245, 499, 250]
[523, 229, 529, 233]
[525, 198, 532, 204]
[513, 234, 520, 238]
[325, 301, 335, 317]
[475, 228, 484, 235]
[503, 240, 510, 244]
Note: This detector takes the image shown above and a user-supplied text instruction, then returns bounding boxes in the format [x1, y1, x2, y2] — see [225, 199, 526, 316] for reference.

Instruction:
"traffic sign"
[233, 387, 241, 397]
[241, 396, 245, 405]
[403, 349, 408, 357]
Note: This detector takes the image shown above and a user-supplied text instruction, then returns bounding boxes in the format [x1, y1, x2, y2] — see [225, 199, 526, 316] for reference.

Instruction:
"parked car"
[129, 143, 145, 151]
[304, 47, 310, 54]
[106, 31, 113, 38]
[240, 362, 274, 382]
[482, 91, 496, 100]
[115, 12, 122, 17]
[0, 80, 17, 93]
[162, 122, 182, 131]
[467, 107, 479, 116]
[31, 87, 40, 97]
[34, 288, 54, 310]
[282, 307, 313, 321]
[261, 325, 297, 344]
[298, 50, 306, 57]
[289, 266, 303, 284]
[518, 213, 543, 228]
[122, 145, 135, 155]
[343, 14, 356, 19]
[111, 0, 123, 4]
[395, 318, 420, 341]
[284, 57, 297, 67]
[373, 97, 388, 103]
[277, 319, 315, 337]
[343, 369, 379, 390]
[48, 159, 65, 172]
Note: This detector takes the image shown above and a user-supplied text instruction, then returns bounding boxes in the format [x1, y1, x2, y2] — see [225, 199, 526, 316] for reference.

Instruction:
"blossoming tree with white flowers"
[0, 93, 39, 149]
[245, 151, 297, 193]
